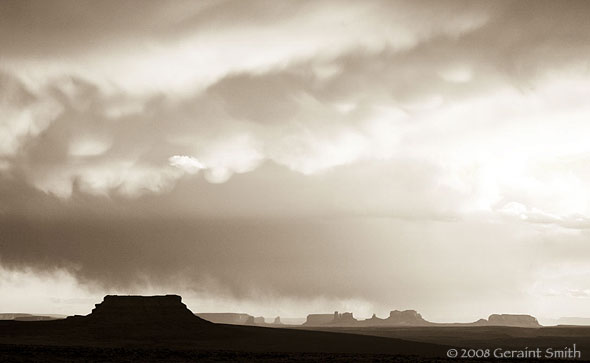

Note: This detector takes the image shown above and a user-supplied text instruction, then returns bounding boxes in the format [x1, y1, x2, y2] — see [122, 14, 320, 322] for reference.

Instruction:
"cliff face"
[486, 314, 540, 327]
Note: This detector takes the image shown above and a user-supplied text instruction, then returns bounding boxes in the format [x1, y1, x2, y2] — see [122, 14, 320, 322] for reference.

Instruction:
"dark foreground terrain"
[303, 325, 590, 351]
[0, 345, 450, 363]
[1, 325, 586, 363]
[0, 320, 456, 362]
[0, 344, 562, 363]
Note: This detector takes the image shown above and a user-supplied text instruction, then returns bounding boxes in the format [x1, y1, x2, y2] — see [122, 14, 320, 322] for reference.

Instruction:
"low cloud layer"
[2, 0, 590, 320]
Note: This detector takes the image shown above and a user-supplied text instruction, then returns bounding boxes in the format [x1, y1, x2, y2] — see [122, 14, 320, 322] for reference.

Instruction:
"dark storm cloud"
[0, 213, 555, 309]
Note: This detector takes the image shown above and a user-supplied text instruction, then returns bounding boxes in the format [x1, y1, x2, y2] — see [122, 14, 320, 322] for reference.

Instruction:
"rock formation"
[245, 315, 266, 325]
[360, 313, 385, 325]
[303, 309, 541, 328]
[486, 314, 540, 327]
[332, 311, 358, 326]
[303, 311, 358, 326]
[0, 313, 64, 321]
[304, 313, 335, 326]
[385, 310, 431, 326]
[69, 295, 210, 328]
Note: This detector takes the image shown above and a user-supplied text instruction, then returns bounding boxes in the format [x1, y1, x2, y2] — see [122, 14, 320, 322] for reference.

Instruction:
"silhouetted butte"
[71, 294, 209, 327]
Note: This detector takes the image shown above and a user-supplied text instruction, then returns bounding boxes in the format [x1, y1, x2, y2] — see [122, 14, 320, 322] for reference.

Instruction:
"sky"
[2, 0, 590, 323]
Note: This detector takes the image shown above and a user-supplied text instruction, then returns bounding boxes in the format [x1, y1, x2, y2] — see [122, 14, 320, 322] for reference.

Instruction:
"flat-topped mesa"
[86, 295, 209, 326]
[303, 311, 358, 326]
[386, 310, 431, 326]
[304, 313, 334, 326]
[487, 314, 540, 328]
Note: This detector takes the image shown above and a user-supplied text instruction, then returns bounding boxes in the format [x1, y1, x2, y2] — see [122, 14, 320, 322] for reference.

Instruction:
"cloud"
[169, 155, 205, 174]
[2, 8, 590, 219]
[69, 137, 112, 157]
[1, 1, 589, 204]
[0, 73, 63, 157]
[3, 0, 590, 320]
[0, 0, 491, 95]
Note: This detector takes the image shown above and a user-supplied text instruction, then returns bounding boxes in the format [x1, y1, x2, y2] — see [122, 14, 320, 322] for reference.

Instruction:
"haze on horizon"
[2, 0, 590, 324]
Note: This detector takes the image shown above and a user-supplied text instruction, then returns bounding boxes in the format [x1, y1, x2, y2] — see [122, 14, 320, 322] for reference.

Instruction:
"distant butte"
[485, 314, 541, 327]
[303, 309, 541, 328]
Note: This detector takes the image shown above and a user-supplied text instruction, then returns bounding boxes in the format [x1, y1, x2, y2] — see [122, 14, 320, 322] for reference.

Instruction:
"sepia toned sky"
[2, 0, 590, 323]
